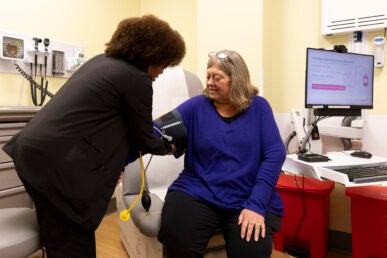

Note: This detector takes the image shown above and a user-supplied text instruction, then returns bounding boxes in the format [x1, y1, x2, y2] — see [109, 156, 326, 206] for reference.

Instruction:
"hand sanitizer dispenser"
[373, 36, 385, 67]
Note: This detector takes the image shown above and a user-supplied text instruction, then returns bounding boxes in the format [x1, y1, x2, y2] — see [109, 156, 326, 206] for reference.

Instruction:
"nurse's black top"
[3, 54, 170, 229]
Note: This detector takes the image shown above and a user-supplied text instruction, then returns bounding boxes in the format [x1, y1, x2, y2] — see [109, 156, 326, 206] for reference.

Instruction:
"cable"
[29, 63, 37, 106]
[13, 62, 55, 99]
[299, 116, 329, 153]
[144, 154, 153, 172]
[284, 131, 297, 154]
[153, 126, 173, 142]
[293, 174, 307, 247]
[119, 151, 145, 221]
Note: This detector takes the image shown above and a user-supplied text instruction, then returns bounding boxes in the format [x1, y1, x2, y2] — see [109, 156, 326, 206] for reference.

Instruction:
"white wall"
[197, 0, 263, 91]
[276, 112, 387, 158]
[140, 0, 198, 73]
[0, 0, 139, 106]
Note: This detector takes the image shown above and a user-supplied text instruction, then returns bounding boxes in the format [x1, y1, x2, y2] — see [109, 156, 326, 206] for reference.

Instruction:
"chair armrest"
[122, 193, 163, 237]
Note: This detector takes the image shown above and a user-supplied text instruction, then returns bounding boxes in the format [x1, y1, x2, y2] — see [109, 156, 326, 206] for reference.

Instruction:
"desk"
[345, 185, 387, 258]
[283, 152, 387, 253]
[283, 152, 387, 187]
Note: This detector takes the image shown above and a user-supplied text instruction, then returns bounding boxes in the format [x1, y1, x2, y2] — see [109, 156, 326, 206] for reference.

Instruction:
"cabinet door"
[0, 162, 22, 190]
[0, 186, 33, 208]
[0, 122, 25, 137]
[0, 136, 12, 163]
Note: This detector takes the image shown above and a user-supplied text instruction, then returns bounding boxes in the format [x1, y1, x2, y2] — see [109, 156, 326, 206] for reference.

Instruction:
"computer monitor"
[305, 48, 374, 117]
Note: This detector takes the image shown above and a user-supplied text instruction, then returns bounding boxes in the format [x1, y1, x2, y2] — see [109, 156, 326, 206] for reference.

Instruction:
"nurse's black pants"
[19, 176, 96, 258]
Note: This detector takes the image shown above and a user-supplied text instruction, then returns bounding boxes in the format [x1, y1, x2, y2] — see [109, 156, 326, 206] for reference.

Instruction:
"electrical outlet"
[348, 31, 369, 54]
[353, 31, 363, 42]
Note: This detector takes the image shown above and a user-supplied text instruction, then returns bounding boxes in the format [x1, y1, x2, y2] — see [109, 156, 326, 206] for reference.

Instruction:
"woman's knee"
[158, 191, 218, 256]
[226, 230, 274, 258]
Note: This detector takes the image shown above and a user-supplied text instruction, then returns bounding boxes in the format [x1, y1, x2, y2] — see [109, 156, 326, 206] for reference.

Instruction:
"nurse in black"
[3, 15, 184, 257]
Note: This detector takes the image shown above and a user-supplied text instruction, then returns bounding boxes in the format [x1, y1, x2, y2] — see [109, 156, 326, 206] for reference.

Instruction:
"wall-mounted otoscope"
[30, 37, 42, 105]
[32, 37, 41, 78]
[40, 38, 50, 104]
[28, 37, 50, 106]
[43, 38, 50, 77]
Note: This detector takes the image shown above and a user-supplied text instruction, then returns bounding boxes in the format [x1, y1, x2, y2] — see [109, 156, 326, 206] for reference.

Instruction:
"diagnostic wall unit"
[0, 31, 84, 78]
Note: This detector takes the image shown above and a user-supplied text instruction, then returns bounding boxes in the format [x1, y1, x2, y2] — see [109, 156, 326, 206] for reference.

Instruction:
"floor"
[30, 211, 352, 258]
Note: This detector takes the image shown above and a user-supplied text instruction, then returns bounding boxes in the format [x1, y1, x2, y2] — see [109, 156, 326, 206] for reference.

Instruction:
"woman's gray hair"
[205, 50, 259, 112]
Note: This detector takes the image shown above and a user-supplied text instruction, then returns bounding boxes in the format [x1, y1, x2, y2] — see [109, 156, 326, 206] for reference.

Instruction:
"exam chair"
[0, 207, 41, 257]
[0, 126, 42, 257]
[115, 67, 226, 258]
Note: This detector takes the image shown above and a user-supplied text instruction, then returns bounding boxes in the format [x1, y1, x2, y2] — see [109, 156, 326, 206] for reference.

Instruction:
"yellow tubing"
[119, 151, 145, 221]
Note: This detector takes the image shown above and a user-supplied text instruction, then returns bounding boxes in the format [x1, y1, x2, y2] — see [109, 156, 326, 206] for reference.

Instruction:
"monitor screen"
[305, 48, 374, 116]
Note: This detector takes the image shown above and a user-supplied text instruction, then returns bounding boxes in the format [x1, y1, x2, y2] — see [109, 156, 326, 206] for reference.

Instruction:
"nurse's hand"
[117, 171, 124, 186]
[169, 143, 176, 155]
[238, 208, 265, 242]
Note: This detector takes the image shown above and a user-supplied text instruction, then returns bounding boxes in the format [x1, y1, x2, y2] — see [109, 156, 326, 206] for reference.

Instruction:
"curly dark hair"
[105, 14, 186, 71]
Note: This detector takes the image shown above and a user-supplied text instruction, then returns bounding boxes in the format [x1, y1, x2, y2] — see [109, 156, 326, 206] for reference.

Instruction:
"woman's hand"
[238, 208, 265, 242]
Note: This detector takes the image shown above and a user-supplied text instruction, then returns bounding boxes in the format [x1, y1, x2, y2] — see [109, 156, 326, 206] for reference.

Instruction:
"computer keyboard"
[334, 165, 387, 184]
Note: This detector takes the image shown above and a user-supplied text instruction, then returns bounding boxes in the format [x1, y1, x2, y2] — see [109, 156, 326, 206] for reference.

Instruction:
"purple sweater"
[169, 94, 286, 217]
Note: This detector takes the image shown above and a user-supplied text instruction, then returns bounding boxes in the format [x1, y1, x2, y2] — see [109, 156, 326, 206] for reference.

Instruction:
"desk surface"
[283, 152, 387, 187]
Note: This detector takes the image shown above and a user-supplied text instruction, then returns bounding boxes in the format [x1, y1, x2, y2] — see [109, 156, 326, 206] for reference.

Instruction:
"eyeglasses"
[208, 51, 234, 65]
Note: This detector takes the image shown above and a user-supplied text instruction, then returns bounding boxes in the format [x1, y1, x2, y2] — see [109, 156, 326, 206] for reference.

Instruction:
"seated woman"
[157, 50, 286, 258]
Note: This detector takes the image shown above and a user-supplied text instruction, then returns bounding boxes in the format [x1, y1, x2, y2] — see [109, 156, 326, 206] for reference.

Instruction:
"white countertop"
[283, 151, 387, 187]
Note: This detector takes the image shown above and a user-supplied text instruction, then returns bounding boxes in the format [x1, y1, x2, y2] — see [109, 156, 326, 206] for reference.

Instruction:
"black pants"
[19, 175, 96, 258]
[158, 191, 281, 258]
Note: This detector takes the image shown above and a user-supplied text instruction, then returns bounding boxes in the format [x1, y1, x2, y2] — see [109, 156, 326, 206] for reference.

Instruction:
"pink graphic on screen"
[363, 75, 368, 87]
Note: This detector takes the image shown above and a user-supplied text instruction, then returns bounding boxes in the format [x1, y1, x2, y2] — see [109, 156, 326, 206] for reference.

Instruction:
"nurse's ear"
[147, 65, 165, 81]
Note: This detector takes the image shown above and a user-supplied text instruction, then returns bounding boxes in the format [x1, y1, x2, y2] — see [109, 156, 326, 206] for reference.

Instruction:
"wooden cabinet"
[0, 107, 40, 208]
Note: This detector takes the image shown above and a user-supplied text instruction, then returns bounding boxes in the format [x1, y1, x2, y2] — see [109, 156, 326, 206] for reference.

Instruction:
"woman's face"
[148, 65, 165, 81]
[206, 63, 231, 103]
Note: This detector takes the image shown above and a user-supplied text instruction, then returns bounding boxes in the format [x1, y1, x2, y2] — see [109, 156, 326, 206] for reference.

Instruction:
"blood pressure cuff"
[153, 109, 187, 158]
[124, 109, 187, 166]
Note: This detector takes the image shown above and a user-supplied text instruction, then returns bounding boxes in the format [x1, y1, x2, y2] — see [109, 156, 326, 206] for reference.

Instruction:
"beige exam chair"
[0, 207, 41, 257]
[115, 67, 226, 258]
